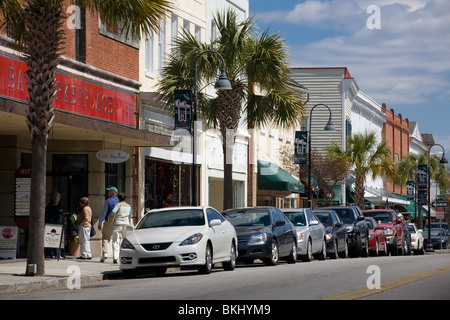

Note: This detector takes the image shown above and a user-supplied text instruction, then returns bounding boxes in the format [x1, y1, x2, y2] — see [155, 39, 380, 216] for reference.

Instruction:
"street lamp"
[307, 104, 336, 209]
[192, 50, 232, 206]
[426, 144, 448, 252]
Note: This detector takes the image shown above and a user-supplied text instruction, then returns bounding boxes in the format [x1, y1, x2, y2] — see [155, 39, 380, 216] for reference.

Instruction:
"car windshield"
[408, 225, 417, 233]
[315, 213, 332, 227]
[224, 209, 270, 227]
[423, 229, 446, 238]
[363, 211, 392, 223]
[330, 208, 354, 224]
[284, 211, 306, 227]
[136, 209, 205, 229]
[431, 223, 449, 233]
[365, 220, 374, 229]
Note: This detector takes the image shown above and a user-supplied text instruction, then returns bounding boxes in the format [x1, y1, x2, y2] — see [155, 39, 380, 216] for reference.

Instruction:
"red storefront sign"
[1, 51, 136, 127]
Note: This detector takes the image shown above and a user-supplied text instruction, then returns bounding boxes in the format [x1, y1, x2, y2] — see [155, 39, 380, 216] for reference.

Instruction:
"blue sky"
[249, 0, 450, 157]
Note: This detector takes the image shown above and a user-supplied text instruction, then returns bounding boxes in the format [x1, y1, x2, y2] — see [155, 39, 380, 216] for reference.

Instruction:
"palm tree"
[157, 9, 305, 210]
[1, 0, 172, 276]
[328, 131, 395, 210]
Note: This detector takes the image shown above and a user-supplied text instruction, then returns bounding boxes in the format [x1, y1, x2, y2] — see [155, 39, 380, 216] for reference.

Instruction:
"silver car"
[281, 208, 327, 262]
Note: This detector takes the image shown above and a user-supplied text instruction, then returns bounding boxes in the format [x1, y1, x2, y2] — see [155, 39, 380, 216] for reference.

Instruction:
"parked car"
[364, 217, 387, 256]
[427, 222, 450, 237]
[119, 206, 237, 278]
[408, 223, 424, 255]
[313, 209, 348, 259]
[281, 208, 327, 262]
[222, 207, 297, 266]
[321, 205, 369, 257]
[362, 209, 408, 255]
[423, 228, 449, 249]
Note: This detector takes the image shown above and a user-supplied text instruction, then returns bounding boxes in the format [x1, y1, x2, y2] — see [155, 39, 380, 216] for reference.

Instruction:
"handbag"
[90, 221, 96, 237]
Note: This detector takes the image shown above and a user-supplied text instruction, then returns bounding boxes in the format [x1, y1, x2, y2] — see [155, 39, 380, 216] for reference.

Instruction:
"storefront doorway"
[50, 154, 88, 215]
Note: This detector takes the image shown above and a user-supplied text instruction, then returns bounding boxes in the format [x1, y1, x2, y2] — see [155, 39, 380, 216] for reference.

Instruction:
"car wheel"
[301, 239, 313, 262]
[198, 243, 213, 274]
[286, 241, 297, 264]
[264, 240, 279, 266]
[223, 243, 236, 271]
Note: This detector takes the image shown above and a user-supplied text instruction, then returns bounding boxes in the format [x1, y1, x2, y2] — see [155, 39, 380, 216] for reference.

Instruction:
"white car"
[119, 206, 237, 278]
[408, 223, 424, 255]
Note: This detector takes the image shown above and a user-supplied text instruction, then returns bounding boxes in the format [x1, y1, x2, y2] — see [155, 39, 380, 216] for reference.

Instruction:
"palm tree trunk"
[23, 0, 64, 276]
[354, 173, 365, 210]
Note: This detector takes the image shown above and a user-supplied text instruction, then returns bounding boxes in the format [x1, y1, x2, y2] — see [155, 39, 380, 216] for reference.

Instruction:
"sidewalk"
[0, 256, 122, 294]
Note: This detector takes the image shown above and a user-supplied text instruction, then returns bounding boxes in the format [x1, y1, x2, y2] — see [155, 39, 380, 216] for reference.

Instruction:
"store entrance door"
[50, 154, 88, 215]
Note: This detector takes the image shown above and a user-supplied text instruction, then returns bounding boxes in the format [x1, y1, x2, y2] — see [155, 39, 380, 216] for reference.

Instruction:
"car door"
[271, 208, 289, 256]
[306, 209, 321, 252]
[206, 208, 227, 261]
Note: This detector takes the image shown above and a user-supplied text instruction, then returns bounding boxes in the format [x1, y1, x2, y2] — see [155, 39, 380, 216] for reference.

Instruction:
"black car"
[222, 207, 297, 266]
[319, 205, 369, 257]
[314, 209, 348, 259]
[423, 228, 448, 249]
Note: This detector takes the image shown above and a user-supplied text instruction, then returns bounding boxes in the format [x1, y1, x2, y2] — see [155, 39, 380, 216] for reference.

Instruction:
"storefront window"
[145, 160, 191, 209]
[105, 162, 126, 195]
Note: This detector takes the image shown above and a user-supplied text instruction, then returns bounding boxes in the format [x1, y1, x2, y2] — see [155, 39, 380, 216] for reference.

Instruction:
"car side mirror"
[276, 220, 286, 227]
[357, 216, 364, 221]
[210, 219, 222, 227]
[395, 218, 402, 224]
[418, 229, 423, 233]
[309, 220, 319, 226]
[334, 222, 343, 228]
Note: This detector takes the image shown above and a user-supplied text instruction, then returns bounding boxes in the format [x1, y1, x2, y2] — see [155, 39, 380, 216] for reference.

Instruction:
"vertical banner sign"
[174, 89, 192, 133]
[417, 165, 428, 189]
[15, 165, 32, 217]
[294, 131, 308, 165]
[406, 181, 415, 200]
[417, 189, 427, 205]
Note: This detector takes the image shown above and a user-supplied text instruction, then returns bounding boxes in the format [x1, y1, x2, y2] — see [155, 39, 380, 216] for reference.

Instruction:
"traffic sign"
[431, 201, 448, 208]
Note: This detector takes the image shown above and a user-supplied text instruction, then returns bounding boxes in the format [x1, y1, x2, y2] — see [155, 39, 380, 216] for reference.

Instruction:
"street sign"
[431, 201, 448, 208]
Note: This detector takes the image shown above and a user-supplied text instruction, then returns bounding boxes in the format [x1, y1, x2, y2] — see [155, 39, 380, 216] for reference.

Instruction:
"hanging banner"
[417, 189, 427, 205]
[174, 89, 192, 133]
[406, 181, 415, 200]
[294, 131, 308, 165]
[417, 165, 428, 189]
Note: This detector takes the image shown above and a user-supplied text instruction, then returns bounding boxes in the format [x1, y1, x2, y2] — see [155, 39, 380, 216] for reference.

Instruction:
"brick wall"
[381, 103, 410, 194]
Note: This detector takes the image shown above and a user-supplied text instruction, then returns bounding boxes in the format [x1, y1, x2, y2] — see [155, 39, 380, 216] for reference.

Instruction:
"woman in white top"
[110, 193, 132, 264]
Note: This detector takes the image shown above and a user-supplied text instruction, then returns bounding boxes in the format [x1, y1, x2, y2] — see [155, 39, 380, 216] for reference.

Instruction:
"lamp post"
[307, 104, 336, 209]
[191, 50, 231, 206]
[425, 144, 448, 252]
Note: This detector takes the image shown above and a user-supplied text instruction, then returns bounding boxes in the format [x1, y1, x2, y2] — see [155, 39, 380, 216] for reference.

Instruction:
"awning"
[364, 187, 411, 205]
[257, 160, 304, 194]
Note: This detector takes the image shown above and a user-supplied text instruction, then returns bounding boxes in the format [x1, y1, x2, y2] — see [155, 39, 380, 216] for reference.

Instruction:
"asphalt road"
[2, 253, 450, 301]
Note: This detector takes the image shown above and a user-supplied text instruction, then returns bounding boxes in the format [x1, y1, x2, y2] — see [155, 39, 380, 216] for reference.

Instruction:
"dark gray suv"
[319, 205, 369, 257]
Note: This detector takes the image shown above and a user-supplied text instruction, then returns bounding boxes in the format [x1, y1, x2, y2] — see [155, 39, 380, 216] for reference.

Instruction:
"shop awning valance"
[257, 160, 304, 194]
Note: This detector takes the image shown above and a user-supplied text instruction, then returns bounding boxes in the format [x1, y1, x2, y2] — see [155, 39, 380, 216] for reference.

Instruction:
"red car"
[364, 217, 387, 256]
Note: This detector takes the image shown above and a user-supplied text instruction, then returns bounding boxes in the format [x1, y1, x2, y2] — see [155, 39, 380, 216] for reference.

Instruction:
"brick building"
[381, 103, 410, 195]
[0, 2, 169, 258]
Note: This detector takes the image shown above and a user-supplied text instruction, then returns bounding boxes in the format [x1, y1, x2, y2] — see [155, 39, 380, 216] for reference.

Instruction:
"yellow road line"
[325, 265, 450, 300]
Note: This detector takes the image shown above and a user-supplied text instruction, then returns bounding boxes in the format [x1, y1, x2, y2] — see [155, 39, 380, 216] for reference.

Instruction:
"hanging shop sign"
[96, 148, 130, 164]
[1, 51, 136, 127]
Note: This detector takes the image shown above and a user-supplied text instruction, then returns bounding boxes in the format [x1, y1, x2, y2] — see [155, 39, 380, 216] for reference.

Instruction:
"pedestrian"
[110, 193, 132, 264]
[76, 197, 92, 260]
[44, 191, 62, 259]
[98, 187, 119, 262]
